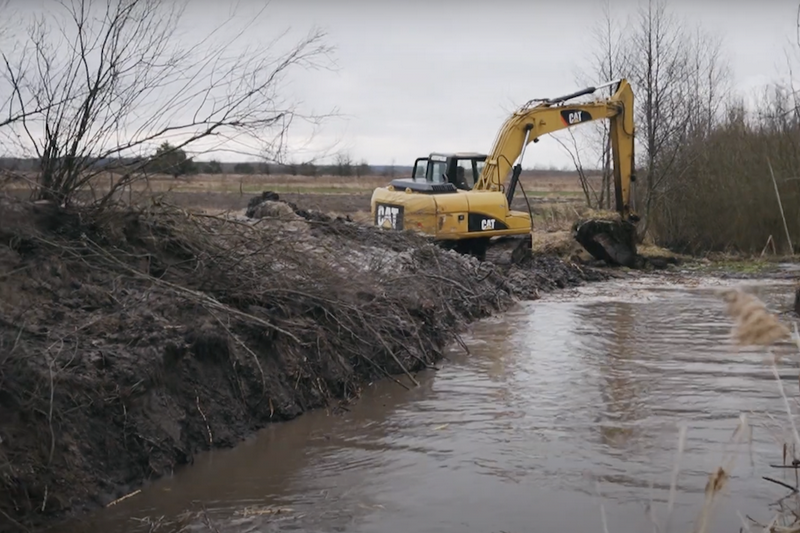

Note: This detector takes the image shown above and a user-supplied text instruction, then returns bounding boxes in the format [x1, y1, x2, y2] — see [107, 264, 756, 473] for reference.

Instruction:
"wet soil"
[0, 192, 610, 533]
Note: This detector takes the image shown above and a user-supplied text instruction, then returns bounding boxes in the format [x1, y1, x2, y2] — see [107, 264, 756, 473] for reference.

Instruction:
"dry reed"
[705, 287, 800, 533]
[619, 287, 798, 533]
[719, 288, 792, 348]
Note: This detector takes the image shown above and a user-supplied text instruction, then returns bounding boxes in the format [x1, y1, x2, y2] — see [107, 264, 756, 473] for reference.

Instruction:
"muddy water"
[54, 274, 800, 533]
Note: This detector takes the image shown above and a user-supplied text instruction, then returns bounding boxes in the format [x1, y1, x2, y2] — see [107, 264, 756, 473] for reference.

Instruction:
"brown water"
[53, 275, 800, 533]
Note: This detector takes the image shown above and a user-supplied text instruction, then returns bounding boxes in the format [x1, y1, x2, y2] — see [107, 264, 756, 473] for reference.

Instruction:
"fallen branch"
[107, 489, 142, 507]
[80, 235, 303, 344]
[207, 308, 267, 399]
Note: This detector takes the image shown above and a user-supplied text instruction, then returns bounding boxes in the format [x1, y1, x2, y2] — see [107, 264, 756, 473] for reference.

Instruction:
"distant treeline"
[0, 155, 395, 177]
[0, 155, 584, 179]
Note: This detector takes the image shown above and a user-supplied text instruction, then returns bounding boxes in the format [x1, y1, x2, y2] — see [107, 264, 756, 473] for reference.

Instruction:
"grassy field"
[4, 170, 599, 229]
[127, 172, 596, 197]
[3, 170, 596, 195]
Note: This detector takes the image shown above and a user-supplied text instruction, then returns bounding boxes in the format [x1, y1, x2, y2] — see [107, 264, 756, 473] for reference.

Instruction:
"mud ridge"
[0, 192, 609, 532]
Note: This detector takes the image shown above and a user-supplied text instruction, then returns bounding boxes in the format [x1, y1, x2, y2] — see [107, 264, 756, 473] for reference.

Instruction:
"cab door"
[449, 157, 486, 190]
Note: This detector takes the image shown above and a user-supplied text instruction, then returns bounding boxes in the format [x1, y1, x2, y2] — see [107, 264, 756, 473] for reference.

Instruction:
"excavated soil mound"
[0, 193, 608, 532]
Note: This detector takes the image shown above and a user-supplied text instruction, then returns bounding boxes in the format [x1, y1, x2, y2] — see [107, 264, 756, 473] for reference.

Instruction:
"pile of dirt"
[0, 192, 608, 532]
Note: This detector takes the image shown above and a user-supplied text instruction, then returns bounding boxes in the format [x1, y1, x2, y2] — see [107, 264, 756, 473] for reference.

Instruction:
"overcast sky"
[4, 0, 800, 168]
[201, 0, 799, 168]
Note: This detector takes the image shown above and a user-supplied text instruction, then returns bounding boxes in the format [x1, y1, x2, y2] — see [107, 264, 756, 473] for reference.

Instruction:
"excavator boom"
[477, 78, 636, 221]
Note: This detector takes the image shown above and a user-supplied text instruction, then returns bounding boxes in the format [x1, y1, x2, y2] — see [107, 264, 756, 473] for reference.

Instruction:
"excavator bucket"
[573, 217, 638, 268]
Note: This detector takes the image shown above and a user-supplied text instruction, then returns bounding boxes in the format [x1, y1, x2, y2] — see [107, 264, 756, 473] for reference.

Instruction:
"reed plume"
[718, 287, 791, 347]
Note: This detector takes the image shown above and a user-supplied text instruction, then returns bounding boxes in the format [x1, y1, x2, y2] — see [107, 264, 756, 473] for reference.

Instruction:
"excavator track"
[440, 235, 532, 266]
[483, 235, 532, 266]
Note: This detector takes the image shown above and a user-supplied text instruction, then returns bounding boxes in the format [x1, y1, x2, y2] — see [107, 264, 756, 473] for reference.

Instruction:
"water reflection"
[574, 301, 652, 454]
[47, 277, 799, 533]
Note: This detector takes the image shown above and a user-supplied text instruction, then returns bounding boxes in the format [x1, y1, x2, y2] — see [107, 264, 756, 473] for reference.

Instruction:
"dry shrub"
[531, 230, 587, 260]
[532, 202, 585, 232]
[636, 243, 682, 260]
[649, 96, 800, 255]
[580, 207, 623, 222]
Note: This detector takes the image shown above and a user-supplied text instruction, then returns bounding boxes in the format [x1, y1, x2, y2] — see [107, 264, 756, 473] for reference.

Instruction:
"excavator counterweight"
[370, 78, 640, 267]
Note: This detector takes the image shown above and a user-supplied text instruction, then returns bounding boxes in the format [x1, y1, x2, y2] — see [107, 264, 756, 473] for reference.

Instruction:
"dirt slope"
[0, 193, 608, 532]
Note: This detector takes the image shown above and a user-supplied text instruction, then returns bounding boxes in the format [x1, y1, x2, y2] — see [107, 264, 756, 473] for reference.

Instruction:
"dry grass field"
[3, 170, 601, 228]
[124, 171, 598, 198]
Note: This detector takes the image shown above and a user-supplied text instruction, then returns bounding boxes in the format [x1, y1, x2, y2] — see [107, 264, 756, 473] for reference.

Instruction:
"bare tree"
[590, 1, 629, 210]
[333, 151, 353, 177]
[552, 128, 597, 208]
[558, 0, 631, 210]
[632, 1, 730, 236]
[689, 28, 731, 134]
[558, 0, 729, 236]
[625, 0, 694, 230]
[574, 0, 629, 209]
[0, 0, 336, 206]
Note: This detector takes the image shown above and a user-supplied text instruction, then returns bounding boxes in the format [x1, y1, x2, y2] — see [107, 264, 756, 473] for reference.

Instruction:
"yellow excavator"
[370, 78, 640, 266]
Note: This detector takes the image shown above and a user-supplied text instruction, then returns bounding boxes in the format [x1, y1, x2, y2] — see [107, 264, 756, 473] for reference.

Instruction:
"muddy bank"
[0, 193, 609, 532]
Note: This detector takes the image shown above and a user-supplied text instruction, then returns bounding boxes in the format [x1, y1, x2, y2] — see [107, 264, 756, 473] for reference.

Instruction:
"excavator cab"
[411, 153, 487, 190]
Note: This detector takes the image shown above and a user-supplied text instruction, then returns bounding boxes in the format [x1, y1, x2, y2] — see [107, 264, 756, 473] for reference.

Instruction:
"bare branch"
[0, 0, 337, 205]
[553, 129, 598, 208]
[565, 0, 631, 210]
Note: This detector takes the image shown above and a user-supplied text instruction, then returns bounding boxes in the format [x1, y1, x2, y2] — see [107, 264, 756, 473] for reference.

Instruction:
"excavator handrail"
[544, 78, 622, 105]
[519, 79, 623, 111]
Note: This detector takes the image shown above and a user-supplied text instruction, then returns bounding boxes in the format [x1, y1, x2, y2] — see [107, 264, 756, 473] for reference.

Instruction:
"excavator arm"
[476, 78, 637, 221]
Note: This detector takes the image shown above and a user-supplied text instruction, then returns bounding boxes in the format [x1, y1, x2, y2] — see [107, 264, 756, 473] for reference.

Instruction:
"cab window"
[455, 159, 477, 190]
[412, 158, 429, 182]
[475, 160, 485, 181]
[429, 160, 448, 183]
